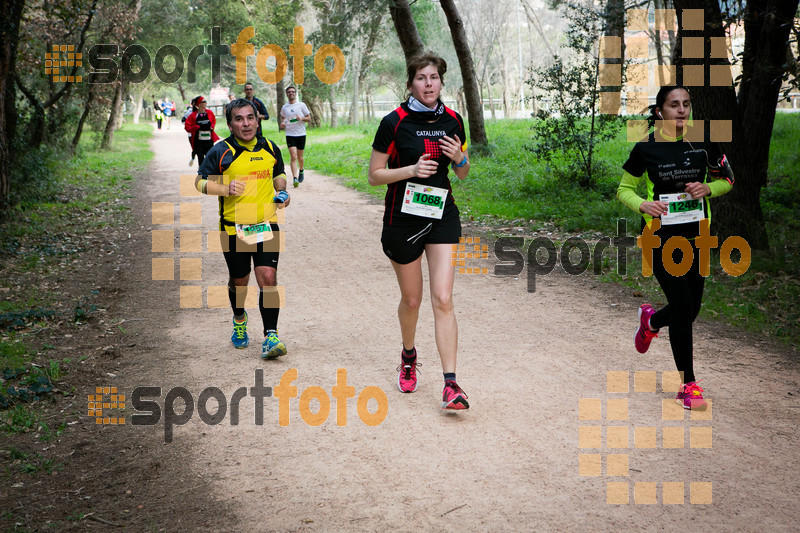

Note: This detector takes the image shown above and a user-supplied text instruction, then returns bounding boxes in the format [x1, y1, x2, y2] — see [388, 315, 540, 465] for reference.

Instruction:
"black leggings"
[222, 230, 281, 336]
[228, 286, 280, 336]
[195, 140, 214, 166]
[648, 242, 705, 384]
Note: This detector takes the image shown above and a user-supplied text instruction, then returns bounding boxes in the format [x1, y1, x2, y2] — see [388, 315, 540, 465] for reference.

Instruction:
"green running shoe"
[231, 312, 249, 349]
[262, 331, 287, 359]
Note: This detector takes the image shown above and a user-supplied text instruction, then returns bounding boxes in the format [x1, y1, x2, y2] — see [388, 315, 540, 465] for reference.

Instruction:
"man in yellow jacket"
[195, 99, 291, 359]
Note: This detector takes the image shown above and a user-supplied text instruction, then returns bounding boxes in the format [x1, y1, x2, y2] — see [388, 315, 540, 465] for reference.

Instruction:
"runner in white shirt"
[279, 86, 312, 187]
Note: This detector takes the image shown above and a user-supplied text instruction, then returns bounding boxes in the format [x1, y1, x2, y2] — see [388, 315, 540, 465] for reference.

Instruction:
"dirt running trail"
[132, 126, 799, 531]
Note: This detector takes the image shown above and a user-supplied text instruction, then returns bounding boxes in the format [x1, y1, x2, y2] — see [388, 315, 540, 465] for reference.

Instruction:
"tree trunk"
[276, 78, 285, 123]
[29, 102, 45, 148]
[456, 89, 466, 118]
[652, 0, 667, 68]
[116, 89, 126, 130]
[132, 86, 145, 124]
[0, 0, 25, 215]
[329, 84, 338, 128]
[389, 0, 424, 62]
[348, 46, 361, 126]
[501, 52, 510, 118]
[487, 80, 495, 119]
[358, 12, 382, 123]
[601, 0, 625, 112]
[522, 0, 556, 58]
[15, 0, 97, 151]
[102, 80, 124, 149]
[439, 0, 488, 146]
[672, 0, 798, 249]
[72, 85, 95, 151]
[307, 96, 323, 128]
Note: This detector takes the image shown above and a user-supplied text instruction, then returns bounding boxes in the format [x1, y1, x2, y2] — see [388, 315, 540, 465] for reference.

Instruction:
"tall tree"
[648, 0, 677, 69]
[0, 0, 26, 216]
[439, 0, 487, 145]
[389, 0, 424, 60]
[530, 2, 619, 187]
[600, 0, 626, 108]
[101, 78, 125, 149]
[672, 0, 799, 249]
[309, 0, 380, 127]
[14, 0, 98, 148]
[98, 0, 141, 149]
[347, 11, 384, 125]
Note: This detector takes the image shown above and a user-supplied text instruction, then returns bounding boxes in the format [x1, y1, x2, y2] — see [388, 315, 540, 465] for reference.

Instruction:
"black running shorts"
[381, 216, 461, 264]
[221, 223, 281, 279]
[286, 135, 306, 150]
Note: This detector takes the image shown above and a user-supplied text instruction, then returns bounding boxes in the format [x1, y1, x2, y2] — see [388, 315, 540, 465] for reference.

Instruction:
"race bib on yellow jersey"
[235, 221, 273, 244]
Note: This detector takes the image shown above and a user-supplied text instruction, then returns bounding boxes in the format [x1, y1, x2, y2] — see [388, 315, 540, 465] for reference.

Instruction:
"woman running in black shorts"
[368, 52, 471, 410]
[617, 84, 734, 410]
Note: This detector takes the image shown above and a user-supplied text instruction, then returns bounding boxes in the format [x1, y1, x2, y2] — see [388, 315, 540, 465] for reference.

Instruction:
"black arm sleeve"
[622, 143, 646, 177]
[372, 115, 396, 153]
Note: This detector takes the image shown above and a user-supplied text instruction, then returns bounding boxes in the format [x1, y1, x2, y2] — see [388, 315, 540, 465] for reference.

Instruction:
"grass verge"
[308, 114, 800, 345]
[0, 123, 152, 413]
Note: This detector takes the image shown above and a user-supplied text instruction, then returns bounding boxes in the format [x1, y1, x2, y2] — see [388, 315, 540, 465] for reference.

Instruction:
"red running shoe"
[676, 380, 707, 410]
[635, 304, 659, 354]
[442, 380, 469, 410]
[397, 351, 420, 393]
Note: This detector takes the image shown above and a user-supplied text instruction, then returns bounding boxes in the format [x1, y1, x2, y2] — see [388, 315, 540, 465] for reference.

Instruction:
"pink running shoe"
[442, 380, 469, 410]
[676, 380, 707, 410]
[635, 304, 659, 353]
[397, 353, 420, 393]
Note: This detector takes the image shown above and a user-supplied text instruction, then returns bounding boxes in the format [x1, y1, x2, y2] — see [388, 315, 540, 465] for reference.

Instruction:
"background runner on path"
[280, 85, 312, 187]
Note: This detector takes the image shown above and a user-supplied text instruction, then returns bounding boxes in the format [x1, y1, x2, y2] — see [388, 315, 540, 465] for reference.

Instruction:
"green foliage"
[529, 2, 620, 188]
[0, 308, 57, 330]
[762, 113, 800, 247]
[310, 118, 632, 230]
[0, 339, 30, 378]
[73, 295, 99, 322]
[2, 124, 151, 243]
[6, 445, 63, 475]
[46, 360, 62, 382]
[7, 142, 63, 208]
[1, 404, 41, 433]
[411, 0, 446, 46]
[309, 113, 800, 343]
[38, 421, 67, 442]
